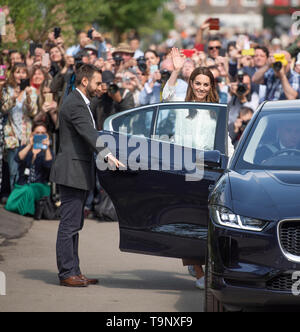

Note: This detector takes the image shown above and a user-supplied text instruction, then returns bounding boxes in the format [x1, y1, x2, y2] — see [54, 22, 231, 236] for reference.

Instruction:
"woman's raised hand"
[170, 47, 186, 72]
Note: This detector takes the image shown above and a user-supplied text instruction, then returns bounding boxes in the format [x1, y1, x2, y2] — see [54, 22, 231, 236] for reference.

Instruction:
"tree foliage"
[95, 0, 174, 42]
[1, 0, 174, 46]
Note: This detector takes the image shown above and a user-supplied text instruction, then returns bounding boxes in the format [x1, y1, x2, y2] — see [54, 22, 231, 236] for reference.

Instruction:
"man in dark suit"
[50, 64, 124, 287]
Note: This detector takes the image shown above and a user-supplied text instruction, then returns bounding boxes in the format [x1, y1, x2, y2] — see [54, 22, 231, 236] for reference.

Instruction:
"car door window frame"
[110, 105, 159, 139]
[153, 103, 228, 154]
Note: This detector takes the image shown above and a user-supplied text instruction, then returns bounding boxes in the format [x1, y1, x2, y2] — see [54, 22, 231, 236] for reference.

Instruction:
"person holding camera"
[44, 28, 64, 53]
[50, 50, 89, 107]
[90, 70, 135, 130]
[122, 70, 143, 107]
[228, 71, 259, 127]
[252, 50, 300, 101]
[139, 50, 162, 105]
[49, 45, 66, 78]
[112, 43, 136, 73]
[5, 122, 52, 216]
[66, 32, 92, 57]
[229, 106, 254, 148]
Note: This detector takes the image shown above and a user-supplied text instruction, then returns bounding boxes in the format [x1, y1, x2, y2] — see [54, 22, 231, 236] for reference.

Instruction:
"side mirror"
[204, 150, 228, 169]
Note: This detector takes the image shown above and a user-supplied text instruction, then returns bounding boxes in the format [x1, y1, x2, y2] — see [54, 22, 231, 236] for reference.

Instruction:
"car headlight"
[210, 206, 268, 232]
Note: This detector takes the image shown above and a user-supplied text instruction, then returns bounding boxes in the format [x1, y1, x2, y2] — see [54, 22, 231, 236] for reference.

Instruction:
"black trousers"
[56, 185, 89, 280]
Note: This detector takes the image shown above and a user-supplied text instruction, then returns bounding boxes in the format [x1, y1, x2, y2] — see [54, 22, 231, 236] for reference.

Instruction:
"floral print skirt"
[0, 116, 3, 193]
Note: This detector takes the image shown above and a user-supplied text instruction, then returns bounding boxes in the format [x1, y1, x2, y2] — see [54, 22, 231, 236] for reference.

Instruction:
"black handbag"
[94, 189, 118, 221]
[34, 197, 60, 220]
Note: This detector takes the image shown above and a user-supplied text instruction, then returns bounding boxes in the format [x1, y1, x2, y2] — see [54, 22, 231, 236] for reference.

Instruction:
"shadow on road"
[96, 269, 195, 291]
[20, 269, 58, 286]
[20, 268, 195, 290]
[19, 268, 204, 311]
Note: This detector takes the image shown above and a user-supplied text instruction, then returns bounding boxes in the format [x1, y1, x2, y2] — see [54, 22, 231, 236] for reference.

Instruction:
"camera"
[273, 61, 282, 72]
[54, 27, 61, 39]
[272, 54, 287, 72]
[87, 28, 94, 40]
[68, 54, 84, 72]
[107, 82, 119, 95]
[241, 120, 250, 131]
[113, 54, 124, 67]
[159, 69, 171, 83]
[236, 70, 247, 96]
[20, 79, 30, 91]
[137, 56, 147, 74]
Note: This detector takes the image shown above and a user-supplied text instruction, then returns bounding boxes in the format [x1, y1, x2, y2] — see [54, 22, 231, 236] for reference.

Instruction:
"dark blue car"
[97, 100, 300, 311]
[207, 100, 300, 311]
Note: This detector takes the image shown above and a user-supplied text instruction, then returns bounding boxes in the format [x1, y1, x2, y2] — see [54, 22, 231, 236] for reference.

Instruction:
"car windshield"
[236, 111, 300, 170]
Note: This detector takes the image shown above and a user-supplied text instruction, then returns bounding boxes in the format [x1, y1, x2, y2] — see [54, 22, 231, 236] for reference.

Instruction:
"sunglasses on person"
[208, 46, 221, 50]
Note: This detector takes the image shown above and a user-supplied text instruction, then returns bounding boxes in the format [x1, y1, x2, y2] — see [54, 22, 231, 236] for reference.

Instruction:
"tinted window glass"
[111, 108, 155, 138]
[155, 107, 218, 150]
[236, 111, 300, 170]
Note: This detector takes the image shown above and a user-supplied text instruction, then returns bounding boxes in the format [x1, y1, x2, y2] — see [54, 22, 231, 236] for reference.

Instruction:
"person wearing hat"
[84, 44, 98, 64]
[112, 43, 136, 72]
[271, 38, 282, 53]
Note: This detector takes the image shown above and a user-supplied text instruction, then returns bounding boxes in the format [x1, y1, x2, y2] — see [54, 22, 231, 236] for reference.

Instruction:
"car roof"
[261, 99, 300, 112]
[124, 102, 227, 112]
[104, 102, 227, 124]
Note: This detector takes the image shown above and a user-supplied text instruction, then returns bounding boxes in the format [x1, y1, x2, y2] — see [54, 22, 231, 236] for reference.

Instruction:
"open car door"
[97, 103, 228, 262]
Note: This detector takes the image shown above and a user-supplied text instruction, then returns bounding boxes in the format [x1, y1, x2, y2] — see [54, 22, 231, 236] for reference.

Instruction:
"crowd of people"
[1, 17, 300, 218]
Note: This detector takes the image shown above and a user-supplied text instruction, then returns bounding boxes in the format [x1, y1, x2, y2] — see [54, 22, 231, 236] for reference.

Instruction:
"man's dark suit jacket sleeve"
[70, 103, 111, 159]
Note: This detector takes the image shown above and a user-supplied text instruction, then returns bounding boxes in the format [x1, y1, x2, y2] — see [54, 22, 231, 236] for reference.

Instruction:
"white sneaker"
[195, 276, 205, 290]
[188, 265, 197, 278]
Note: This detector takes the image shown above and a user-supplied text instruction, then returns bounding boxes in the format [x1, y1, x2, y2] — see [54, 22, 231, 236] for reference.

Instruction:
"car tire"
[204, 252, 225, 312]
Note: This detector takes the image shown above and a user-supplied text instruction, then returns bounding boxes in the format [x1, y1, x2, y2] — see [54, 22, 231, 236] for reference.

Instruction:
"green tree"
[1, 0, 98, 44]
[1, 0, 174, 47]
[95, 0, 174, 43]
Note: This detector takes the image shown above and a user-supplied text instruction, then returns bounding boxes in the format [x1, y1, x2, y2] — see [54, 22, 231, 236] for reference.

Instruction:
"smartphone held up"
[0, 65, 6, 80]
[33, 134, 48, 150]
[54, 27, 61, 39]
[20, 79, 30, 91]
[181, 49, 196, 58]
[207, 18, 220, 30]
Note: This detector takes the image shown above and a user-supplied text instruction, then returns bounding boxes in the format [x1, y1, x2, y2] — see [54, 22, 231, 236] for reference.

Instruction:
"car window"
[237, 111, 300, 170]
[155, 107, 218, 150]
[111, 108, 155, 138]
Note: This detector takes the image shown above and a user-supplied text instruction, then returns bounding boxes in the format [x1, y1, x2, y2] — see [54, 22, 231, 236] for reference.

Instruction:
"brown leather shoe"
[78, 274, 99, 285]
[60, 276, 89, 287]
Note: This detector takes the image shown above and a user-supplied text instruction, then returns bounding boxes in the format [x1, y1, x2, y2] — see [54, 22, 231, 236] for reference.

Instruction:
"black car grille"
[266, 274, 294, 292]
[279, 221, 300, 258]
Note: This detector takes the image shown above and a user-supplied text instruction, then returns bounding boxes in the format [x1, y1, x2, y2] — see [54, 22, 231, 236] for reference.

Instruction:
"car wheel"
[204, 252, 225, 312]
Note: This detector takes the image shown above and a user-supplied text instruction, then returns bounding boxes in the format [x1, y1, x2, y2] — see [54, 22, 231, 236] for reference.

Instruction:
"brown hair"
[6, 63, 28, 88]
[185, 67, 219, 103]
[32, 121, 48, 133]
[37, 74, 53, 110]
[29, 65, 47, 83]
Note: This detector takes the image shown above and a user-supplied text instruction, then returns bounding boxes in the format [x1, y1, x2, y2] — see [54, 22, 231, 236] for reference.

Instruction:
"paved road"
[0, 212, 204, 312]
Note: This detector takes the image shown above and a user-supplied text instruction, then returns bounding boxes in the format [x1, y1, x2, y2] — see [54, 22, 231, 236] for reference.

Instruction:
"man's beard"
[86, 83, 96, 100]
